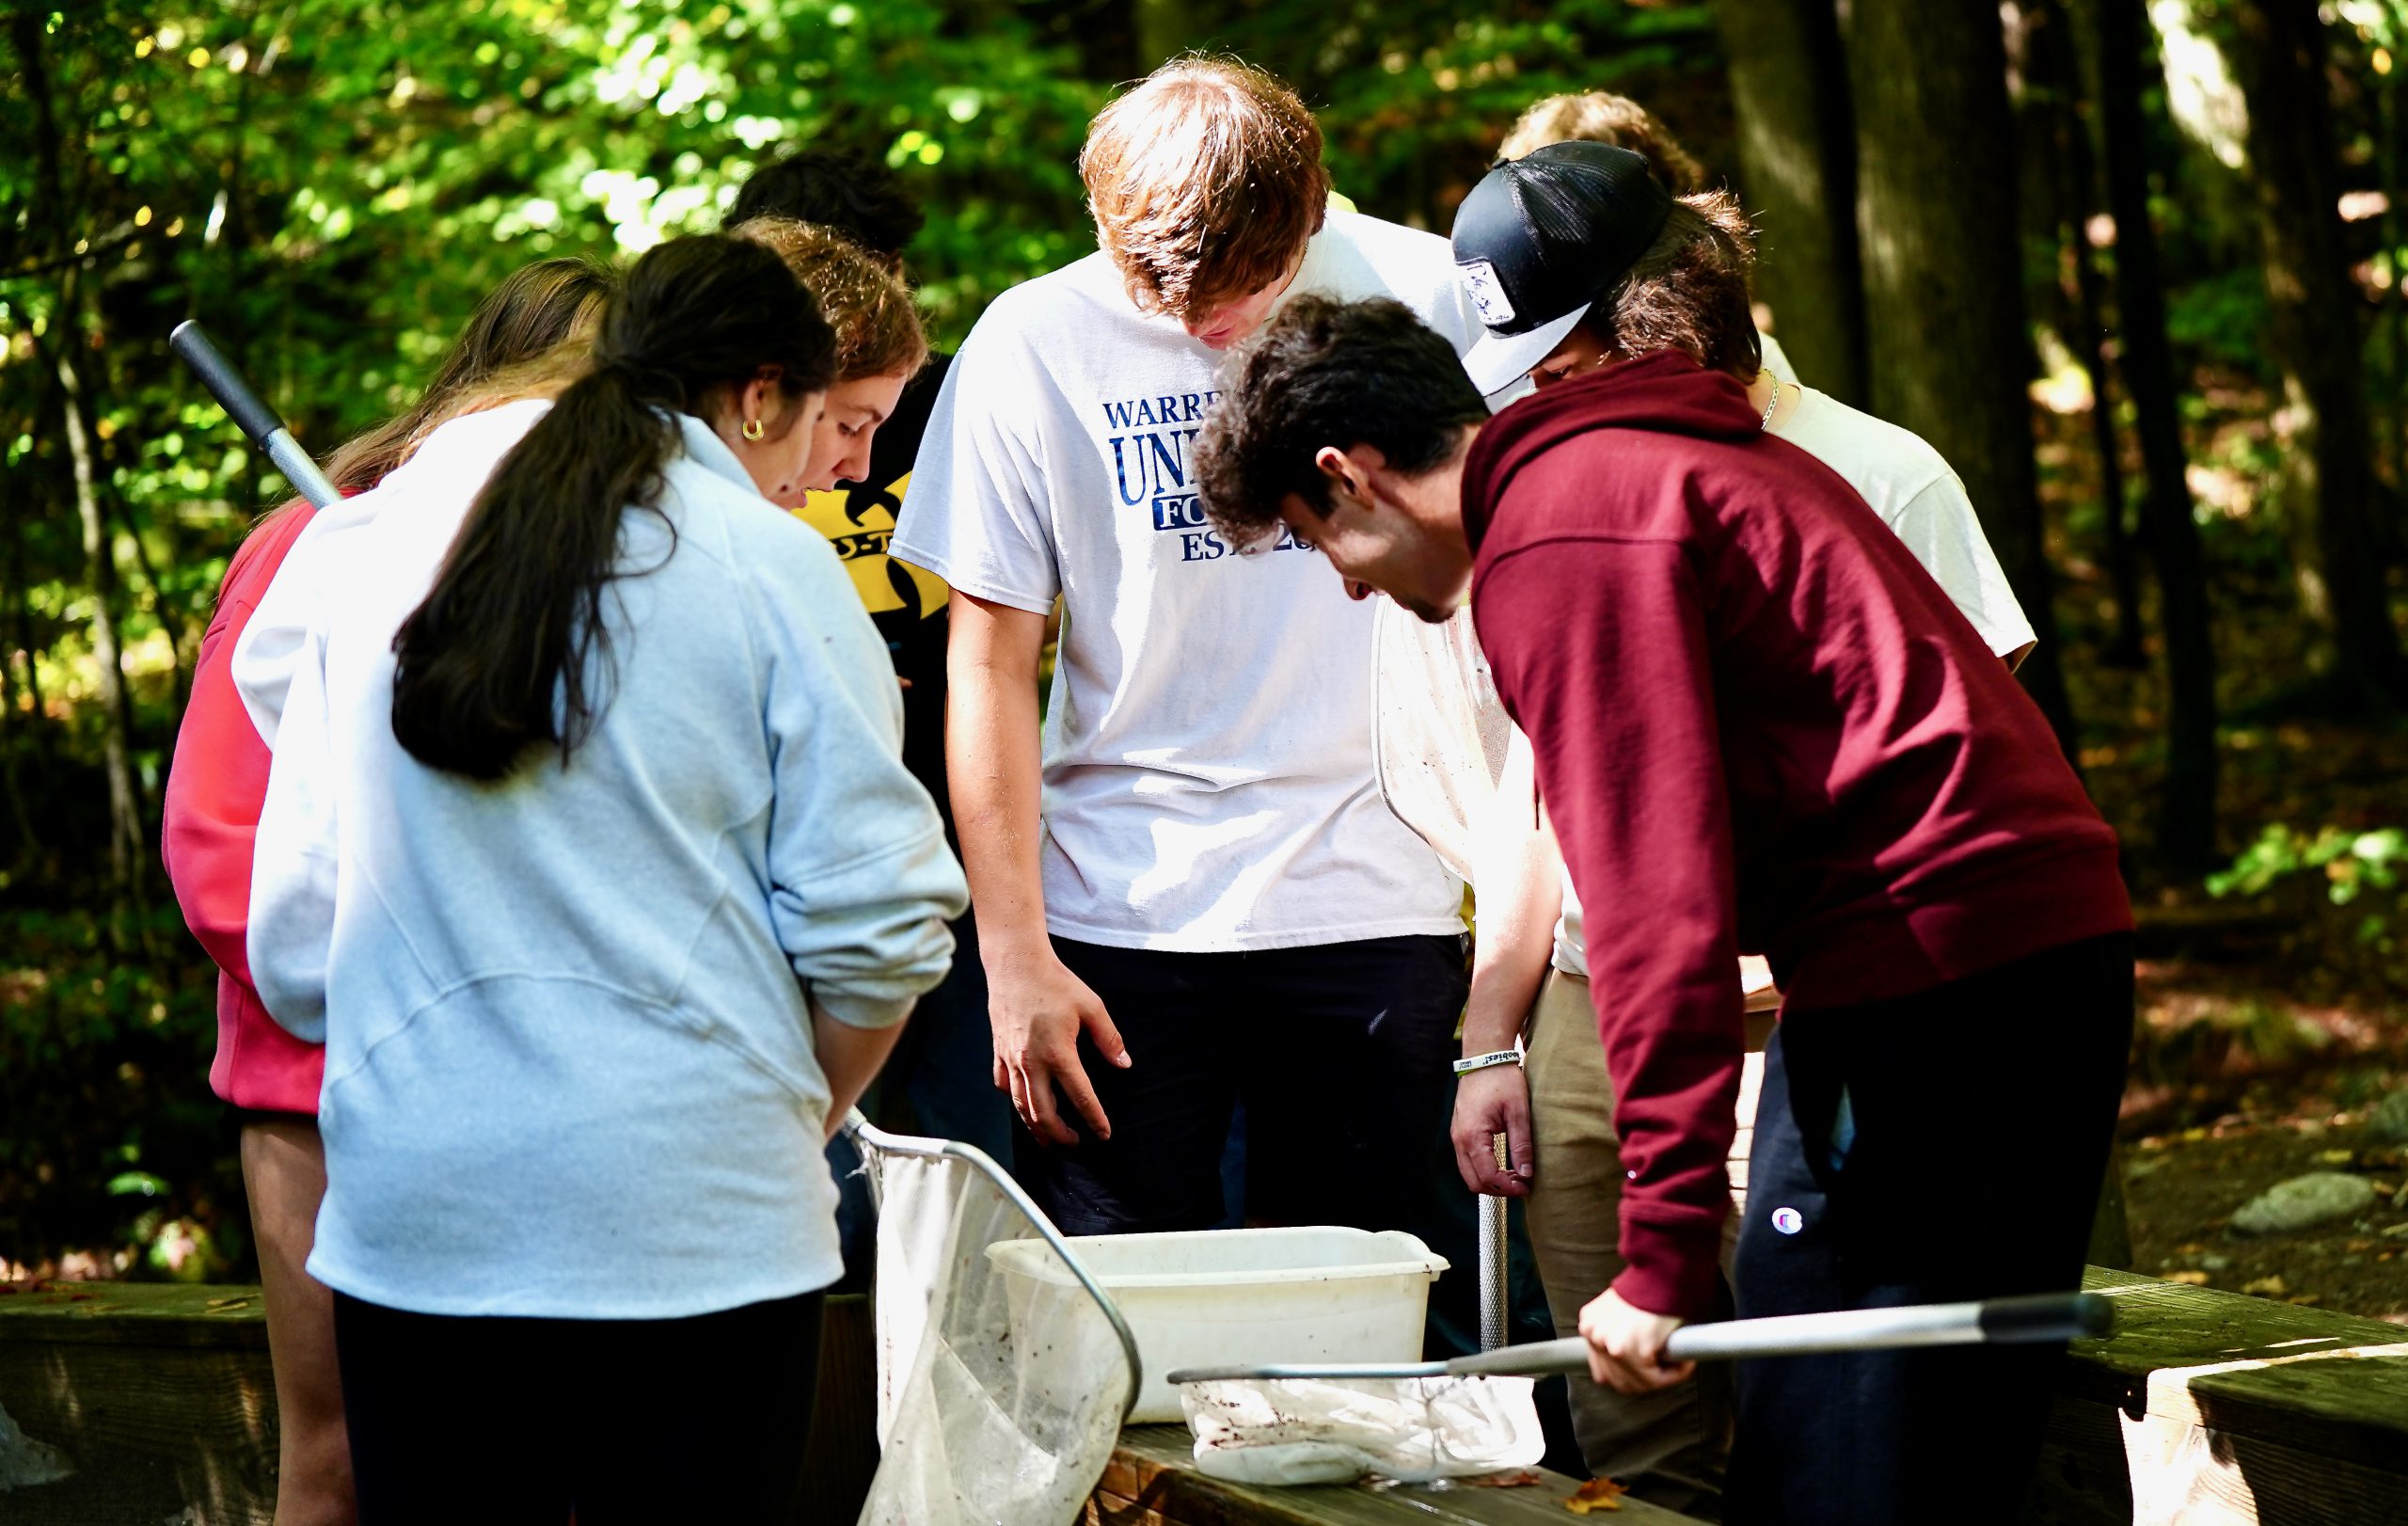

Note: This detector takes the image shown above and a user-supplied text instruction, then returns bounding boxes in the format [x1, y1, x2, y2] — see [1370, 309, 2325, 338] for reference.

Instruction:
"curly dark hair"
[1195, 295, 1488, 544]
[726, 147, 926, 266]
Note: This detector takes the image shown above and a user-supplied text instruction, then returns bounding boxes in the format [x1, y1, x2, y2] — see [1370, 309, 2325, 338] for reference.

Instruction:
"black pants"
[333, 1289, 824, 1525]
[1724, 932, 2134, 1526]
[1019, 933, 1469, 1235]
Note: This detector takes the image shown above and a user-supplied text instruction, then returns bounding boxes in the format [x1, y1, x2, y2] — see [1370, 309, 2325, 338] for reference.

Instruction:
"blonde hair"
[729, 216, 927, 381]
[1497, 91, 1708, 195]
[1080, 56, 1332, 324]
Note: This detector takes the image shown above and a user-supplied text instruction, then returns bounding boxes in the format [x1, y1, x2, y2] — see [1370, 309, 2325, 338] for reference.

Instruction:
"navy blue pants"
[1724, 933, 2133, 1525]
[1019, 933, 1469, 1236]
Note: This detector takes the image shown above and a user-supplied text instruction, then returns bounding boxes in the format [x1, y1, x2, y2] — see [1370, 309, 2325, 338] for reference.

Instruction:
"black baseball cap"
[1451, 141, 1675, 396]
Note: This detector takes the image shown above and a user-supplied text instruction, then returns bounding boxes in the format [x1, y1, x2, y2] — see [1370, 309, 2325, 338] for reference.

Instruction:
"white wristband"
[1452, 1047, 1522, 1075]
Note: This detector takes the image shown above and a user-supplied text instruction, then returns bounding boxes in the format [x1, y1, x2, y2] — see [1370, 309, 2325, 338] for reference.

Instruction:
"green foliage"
[0, 909, 235, 1276]
[0, 0, 1742, 1277]
[1213, 0, 1721, 231]
[2208, 824, 2406, 993]
[0, 0, 1112, 889]
[2209, 822, 2407, 905]
[0, 0, 2400, 1275]
[2162, 266, 2272, 374]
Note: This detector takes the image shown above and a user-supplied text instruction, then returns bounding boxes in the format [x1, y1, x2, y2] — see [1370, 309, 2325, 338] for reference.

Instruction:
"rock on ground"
[0, 1400, 72, 1489]
[2368, 1089, 2408, 1145]
[2229, 1171, 2378, 1235]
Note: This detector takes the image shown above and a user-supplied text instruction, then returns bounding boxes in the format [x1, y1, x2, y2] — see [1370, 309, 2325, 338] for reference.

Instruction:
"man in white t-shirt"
[891, 59, 1485, 1236]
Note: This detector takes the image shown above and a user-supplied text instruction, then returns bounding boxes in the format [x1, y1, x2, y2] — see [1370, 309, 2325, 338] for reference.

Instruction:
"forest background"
[2, 0, 2405, 1318]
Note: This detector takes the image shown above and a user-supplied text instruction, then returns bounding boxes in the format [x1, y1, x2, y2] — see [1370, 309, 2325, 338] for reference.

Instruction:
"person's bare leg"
[242, 1119, 357, 1526]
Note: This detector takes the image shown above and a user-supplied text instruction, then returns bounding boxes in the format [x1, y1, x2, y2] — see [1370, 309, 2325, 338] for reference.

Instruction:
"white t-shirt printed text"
[894, 210, 1482, 952]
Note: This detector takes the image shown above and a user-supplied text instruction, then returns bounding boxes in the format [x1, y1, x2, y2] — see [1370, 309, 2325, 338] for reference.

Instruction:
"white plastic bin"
[987, 1226, 1449, 1423]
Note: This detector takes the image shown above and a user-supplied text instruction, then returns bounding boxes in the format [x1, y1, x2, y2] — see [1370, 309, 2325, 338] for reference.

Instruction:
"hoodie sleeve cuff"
[1610, 1210, 1729, 1322]
[810, 985, 916, 1032]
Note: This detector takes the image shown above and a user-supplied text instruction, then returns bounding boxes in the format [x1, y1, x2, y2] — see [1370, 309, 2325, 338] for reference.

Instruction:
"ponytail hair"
[390, 234, 837, 780]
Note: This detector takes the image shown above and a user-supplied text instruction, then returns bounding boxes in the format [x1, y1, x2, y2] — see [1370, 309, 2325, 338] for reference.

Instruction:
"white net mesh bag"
[854, 1124, 1138, 1526]
[1180, 1375, 1544, 1486]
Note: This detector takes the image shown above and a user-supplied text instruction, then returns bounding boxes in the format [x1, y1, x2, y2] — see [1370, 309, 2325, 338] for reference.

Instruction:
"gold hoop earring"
[741, 418, 766, 442]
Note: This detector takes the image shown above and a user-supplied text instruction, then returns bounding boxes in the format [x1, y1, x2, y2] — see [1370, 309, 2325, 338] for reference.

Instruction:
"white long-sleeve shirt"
[245, 400, 967, 1317]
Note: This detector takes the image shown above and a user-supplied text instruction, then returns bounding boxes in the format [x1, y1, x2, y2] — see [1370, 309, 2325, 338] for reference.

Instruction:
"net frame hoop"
[846, 1111, 1146, 1423]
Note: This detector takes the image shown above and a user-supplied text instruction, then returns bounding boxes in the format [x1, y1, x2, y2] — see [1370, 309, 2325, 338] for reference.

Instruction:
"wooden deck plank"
[8, 1269, 2408, 1524]
[2069, 1266, 2408, 1475]
[0, 1295, 277, 1526]
[0, 1282, 270, 1349]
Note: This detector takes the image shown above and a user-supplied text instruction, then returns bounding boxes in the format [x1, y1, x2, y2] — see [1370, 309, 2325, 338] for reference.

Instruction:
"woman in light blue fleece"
[243, 233, 968, 1523]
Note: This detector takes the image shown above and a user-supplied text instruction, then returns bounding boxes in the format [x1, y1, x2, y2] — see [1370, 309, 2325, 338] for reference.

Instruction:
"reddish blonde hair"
[729, 216, 927, 381]
[1080, 56, 1331, 323]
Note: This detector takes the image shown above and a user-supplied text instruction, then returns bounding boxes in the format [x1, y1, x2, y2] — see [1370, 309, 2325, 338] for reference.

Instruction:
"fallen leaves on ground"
[1564, 1478, 1629, 1514]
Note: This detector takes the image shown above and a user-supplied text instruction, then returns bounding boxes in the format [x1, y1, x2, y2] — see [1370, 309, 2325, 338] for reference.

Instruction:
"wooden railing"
[4, 1268, 2403, 1524]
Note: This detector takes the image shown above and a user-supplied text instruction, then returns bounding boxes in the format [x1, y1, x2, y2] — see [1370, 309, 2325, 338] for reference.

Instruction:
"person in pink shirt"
[162, 256, 615, 1526]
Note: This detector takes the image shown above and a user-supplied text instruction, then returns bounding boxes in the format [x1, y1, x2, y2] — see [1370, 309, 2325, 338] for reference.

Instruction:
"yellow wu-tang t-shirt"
[792, 471, 951, 626]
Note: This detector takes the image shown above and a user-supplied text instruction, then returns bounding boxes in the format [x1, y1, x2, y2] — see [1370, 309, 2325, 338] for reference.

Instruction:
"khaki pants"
[1522, 969, 1768, 1515]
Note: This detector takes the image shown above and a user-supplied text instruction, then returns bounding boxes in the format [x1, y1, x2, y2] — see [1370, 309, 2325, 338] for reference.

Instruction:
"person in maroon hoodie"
[162, 256, 614, 1526]
[1194, 295, 2133, 1525]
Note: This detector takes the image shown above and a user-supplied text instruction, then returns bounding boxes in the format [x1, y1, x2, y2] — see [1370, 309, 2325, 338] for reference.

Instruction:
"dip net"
[848, 1118, 1140, 1526]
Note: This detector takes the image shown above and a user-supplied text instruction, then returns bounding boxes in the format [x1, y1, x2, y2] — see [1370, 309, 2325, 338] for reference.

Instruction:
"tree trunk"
[2385, 42, 2408, 534]
[113, 495, 193, 717]
[2093, 0, 2222, 871]
[2030, 0, 2147, 671]
[1709, 0, 1869, 406]
[2226, 0, 2408, 712]
[8, 499, 48, 759]
[1133, 0, 1198, 73]
[14, 8, 148, 900]
[1844, 0, 2079, 749]
[0, 464, 42, 867]
[52, 328, 148, 902]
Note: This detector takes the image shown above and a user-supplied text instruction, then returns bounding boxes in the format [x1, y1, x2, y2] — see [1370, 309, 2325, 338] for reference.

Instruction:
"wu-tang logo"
[796, 472, 947, 620]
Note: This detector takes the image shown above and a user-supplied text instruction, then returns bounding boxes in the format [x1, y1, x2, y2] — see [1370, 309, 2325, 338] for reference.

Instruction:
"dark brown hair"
[389, 234, 836, 780]
[1584, 192, 1763, 380]
[1196, 294, 1488, 543]
[725, 147, 925, 269]
[322, 257, 618, 495]
[1081, 56, 1332, 324]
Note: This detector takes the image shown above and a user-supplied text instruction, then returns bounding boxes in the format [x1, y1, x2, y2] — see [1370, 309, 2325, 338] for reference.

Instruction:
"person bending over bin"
[1192, 296, 2133, 1526]
[721, 152, 1014, 1161]
[1402, 141, 2047, 1511]
[891, 58, 1484, 1236]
